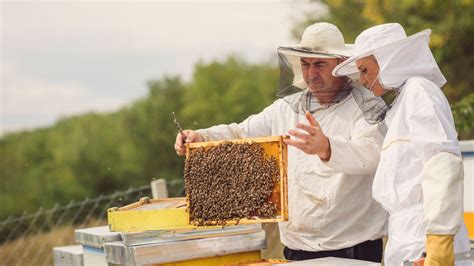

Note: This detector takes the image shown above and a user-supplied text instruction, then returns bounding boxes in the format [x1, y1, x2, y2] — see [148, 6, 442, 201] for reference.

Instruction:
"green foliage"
[294, 0, 474, 138]
[121, 76, 186, 183]
[0, 56, 279, 219]
[295, 0, 474, 101]
[182, 56, 279, 128]
[452, 92, 474, 140]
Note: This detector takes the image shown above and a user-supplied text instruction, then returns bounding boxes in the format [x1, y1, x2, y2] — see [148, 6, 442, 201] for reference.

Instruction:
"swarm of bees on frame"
[184, 142, 279, 226]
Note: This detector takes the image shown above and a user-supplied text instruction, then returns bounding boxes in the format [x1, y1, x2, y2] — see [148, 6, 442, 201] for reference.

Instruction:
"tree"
[121, 76, 187, 184]
[293, 0, 474, 138]
[0, 56, 280, 219]
[452, 92, 474, 139]
[181, 56, 279, 128]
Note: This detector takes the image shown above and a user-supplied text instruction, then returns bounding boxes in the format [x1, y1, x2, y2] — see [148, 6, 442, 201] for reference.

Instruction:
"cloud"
[3, 2, 292, 53]
[1, 65, 128, 134]
[1, 1, 324, 134]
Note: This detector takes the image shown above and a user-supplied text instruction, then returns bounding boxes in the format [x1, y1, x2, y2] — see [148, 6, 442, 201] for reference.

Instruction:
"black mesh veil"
[277, 45, 398, 123]
[350, 82, 399, 124]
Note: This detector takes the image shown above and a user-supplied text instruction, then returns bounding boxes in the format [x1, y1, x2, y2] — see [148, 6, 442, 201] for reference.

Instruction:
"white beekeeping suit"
[333, 23, 470, 266]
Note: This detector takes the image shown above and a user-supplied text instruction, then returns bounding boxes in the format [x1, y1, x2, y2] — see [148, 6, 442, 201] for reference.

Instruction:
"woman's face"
[355, 55, 386, 96]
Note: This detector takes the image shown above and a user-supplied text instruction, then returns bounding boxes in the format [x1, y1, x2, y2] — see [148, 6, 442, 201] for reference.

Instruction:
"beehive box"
[185, 136, 288, 226]
[108, 136, 288, 232]
[108, 197, 193, 232]
[224, 259, 289, 266]
[104, 231, 266, 265]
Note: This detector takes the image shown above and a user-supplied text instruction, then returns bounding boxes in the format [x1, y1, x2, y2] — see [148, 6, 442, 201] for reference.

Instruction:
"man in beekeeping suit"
[175, 22, 388, 262]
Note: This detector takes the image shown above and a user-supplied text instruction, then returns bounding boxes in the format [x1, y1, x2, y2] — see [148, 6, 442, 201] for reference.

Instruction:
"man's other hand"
[284, 111, 331, 161]
[174, 130, 204, 156]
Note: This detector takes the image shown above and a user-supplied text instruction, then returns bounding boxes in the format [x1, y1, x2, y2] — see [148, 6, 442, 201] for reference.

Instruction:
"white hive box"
[74, 226, 121, 266]
[104, 230, 266, 265]
[52, 245, 84, 266]
[121, 223, 262, 246]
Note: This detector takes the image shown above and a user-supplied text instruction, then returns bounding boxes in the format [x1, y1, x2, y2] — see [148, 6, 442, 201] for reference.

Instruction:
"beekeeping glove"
[424, 234, 454, 266]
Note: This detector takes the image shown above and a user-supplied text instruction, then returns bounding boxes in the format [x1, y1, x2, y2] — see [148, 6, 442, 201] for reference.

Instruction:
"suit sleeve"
[406, 79, 463, 235]
[323, 103, 385, 175]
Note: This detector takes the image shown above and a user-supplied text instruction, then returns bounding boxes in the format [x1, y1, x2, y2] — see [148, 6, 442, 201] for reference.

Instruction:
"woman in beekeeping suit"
[332, 23, 470, 266]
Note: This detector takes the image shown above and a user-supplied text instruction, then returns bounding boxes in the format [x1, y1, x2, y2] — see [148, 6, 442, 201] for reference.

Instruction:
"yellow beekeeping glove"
[424, 234, 454, 266]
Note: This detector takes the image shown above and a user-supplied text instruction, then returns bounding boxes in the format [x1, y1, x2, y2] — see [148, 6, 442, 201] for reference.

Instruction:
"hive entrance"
[184, 142, 279, 226]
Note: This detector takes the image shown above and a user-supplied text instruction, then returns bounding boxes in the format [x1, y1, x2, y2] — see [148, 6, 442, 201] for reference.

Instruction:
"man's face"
[300, 57, 346, 102]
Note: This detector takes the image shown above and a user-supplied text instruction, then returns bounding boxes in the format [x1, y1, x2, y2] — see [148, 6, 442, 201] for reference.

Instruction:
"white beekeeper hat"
[278, 22, 354, 59]
[277, 22, 354, 96]
[332, 23, 446, 88]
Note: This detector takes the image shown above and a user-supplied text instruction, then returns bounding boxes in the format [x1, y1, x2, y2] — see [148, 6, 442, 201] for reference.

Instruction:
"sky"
[0, 0, 326, 135]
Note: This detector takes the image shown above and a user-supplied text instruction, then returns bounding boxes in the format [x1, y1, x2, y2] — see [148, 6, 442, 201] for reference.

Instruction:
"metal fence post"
[151, 179, 168, 199]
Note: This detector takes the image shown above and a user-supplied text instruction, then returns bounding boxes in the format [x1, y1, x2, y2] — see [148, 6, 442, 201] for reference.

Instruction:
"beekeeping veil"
[277, 22, 355, 114]
[332, 23, 446, 124]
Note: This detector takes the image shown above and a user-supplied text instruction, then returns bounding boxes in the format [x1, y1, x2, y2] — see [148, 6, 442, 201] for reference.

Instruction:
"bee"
[184, 141, 279, 225]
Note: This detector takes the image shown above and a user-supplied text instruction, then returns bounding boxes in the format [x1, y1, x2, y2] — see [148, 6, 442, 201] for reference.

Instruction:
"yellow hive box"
[186, 136, 289, 226]
[108, 197, 192, 232]
[108, 136, 288, 232]
[156, 251, 261, 266]
[224, 259, 289, 266]
[464, 212, 474, 240]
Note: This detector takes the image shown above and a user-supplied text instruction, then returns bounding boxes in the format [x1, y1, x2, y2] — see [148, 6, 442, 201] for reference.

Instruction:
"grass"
[0, 220, 106, 266]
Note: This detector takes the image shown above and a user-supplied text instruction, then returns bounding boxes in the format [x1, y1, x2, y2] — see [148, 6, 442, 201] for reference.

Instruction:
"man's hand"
[174, 130, 204, 156]
[283, 111, 331, 161]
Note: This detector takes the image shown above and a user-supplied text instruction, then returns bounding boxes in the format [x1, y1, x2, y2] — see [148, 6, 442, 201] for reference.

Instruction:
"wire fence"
[0, 179, 184, 266]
